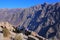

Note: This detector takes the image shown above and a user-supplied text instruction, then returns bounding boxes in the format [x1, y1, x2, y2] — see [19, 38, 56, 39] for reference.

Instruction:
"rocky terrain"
[0, 2, 60, 40]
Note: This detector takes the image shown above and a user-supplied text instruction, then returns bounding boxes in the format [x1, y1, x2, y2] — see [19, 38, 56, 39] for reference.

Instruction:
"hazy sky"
[0, 0, 60, 8]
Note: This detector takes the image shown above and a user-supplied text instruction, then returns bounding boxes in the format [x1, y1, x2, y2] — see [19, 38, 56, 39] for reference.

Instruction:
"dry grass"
[14, 33, 23, 40]
[3, 27, 10, 37]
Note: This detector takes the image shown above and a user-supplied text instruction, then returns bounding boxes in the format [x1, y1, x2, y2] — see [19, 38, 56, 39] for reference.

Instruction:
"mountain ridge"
[0, 2, 60, 39]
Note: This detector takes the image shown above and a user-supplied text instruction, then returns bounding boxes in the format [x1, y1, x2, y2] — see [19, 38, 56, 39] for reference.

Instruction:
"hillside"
[0, 2, 60, 39]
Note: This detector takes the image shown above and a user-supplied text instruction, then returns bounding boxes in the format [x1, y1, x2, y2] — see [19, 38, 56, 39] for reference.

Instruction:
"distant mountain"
[0, 2, 60, 39]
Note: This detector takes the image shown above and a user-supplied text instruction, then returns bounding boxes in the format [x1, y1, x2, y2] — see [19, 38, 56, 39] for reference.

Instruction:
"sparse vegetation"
[14, 33, 23, 40]
[3, 27, 10, 37]
[52, 37, 54, 40]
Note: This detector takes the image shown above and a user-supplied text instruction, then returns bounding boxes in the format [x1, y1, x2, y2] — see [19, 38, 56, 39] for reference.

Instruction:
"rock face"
[0, 2, 60, 39]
